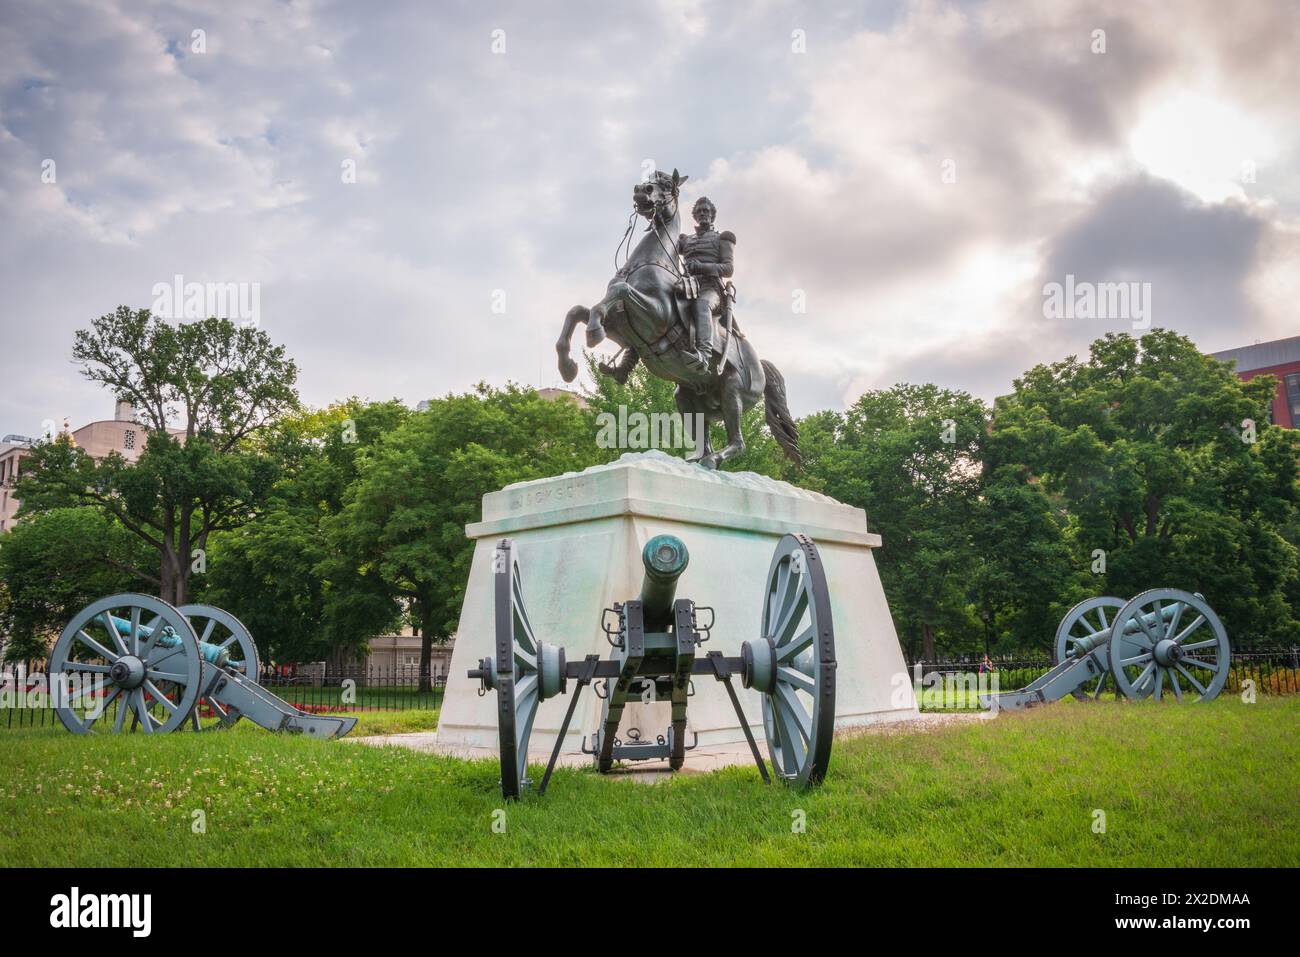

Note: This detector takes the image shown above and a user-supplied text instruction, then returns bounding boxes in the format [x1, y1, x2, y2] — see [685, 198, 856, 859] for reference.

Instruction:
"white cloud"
[1, 0, 1297, 436]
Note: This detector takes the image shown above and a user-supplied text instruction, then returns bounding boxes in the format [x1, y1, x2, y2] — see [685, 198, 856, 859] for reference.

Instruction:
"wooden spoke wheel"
[1053, 596, 1130, 700]
[1108, 589, 1231, 702]
[49, 594, 202, 735]
[751, 534, 836, 789]
[492, 539, 543, 799]
[179, 604, 261, 730]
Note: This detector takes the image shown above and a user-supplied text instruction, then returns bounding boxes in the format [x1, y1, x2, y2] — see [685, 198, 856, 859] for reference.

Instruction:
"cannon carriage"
[471, 532, 837, 799]
[47, 593, 355, 738]
[981, 588, 1232, 710]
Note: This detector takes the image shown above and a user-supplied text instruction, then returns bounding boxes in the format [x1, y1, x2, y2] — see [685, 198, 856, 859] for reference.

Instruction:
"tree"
[992, 329, 1300, 645]
[15, 307, 298, 604]
[805, 384, 989, 659]
[202, 399, 410, 663]
[972, 463, 1076, 652]
[0, 508, 153, 662]
[325, 384, 604, 689]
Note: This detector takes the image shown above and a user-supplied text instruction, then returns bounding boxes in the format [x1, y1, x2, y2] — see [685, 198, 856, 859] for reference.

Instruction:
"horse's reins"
[615, 190, 685, 282]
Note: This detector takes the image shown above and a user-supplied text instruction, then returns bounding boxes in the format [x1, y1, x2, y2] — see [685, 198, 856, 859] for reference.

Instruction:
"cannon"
[470, 532, 836, 799]
[980, 588, 1232, 710]
[47, 593, 356, 738]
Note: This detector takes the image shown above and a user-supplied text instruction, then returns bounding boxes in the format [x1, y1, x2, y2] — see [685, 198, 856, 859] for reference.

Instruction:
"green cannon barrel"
[107, 613, 231, 668]
[639, 534, 690, 630]
[1072, 597, 1200, 655]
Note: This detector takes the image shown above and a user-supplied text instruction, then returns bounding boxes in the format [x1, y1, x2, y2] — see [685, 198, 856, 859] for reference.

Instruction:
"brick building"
[1212, 335, 1300, 428]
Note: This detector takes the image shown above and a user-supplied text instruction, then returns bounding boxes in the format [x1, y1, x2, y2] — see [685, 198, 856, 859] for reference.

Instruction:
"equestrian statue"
[555, 169, 802, 469]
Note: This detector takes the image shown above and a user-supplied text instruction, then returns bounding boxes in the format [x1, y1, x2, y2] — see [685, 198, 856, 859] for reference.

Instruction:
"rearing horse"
[556, 169, 801, 469]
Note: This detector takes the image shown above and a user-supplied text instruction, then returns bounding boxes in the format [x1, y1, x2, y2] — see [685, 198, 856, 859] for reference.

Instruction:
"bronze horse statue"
[556, 169, 801, 469]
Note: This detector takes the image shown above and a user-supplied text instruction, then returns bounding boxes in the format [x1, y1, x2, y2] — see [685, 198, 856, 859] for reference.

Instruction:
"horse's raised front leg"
[556, 305, 589, 382]
[702, 375, 749, 470]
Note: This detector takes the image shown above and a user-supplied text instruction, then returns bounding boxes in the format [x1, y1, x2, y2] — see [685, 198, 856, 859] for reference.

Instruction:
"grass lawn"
[1, 697, 1295, 867]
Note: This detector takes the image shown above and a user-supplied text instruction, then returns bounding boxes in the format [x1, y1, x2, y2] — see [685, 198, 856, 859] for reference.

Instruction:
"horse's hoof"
[558, 356, 578, 383]
[586, 325, 606, 348]
[698, 455, 720, 470]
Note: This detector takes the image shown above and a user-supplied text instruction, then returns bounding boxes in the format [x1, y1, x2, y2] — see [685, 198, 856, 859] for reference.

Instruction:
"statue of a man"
[677, 197, 734, 372]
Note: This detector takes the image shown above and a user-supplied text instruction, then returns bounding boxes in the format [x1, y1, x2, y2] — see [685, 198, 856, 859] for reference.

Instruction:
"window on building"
[1285, 374, 1300, 426]
[124, 429, 136, 451]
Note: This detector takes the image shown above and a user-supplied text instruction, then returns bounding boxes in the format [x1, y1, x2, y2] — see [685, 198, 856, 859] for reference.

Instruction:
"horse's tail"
[761, 359, 803, 466]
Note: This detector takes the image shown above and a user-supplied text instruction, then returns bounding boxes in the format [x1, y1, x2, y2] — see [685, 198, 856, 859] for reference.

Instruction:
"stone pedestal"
[437, 451, 918, 758]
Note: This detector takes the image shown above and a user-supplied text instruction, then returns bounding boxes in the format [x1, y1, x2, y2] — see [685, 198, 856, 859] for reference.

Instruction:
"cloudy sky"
[2, 0, 1298, 435]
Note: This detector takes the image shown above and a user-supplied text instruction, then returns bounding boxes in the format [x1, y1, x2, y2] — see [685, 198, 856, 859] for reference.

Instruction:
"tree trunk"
[921, 622, 937, 662]
[159, 547, 174, 604]
[175, 505, 193, 605]
[160, 508, 178, 603]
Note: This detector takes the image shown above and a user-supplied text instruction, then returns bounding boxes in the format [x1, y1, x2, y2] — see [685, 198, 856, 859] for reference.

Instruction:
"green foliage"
[15, 307, 299, 605]
[6, 319, 1297, 667]
[804, 383, 989, 659]
[992, 330, 1300, 646]
[0, 508, 153, 661]
[973, 469, 1075, 652]
[323, 383, 604, 681]
[203, 400, 410, 662]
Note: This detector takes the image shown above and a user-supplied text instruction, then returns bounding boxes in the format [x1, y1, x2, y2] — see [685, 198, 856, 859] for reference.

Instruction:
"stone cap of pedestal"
[465, 450, 881, 547]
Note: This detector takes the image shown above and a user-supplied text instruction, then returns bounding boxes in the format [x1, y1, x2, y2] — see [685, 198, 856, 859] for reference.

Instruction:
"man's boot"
[689, 305, 713, 372]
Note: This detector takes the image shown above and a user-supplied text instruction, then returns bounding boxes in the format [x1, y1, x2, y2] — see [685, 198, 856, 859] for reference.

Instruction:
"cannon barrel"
[1072, 596, 1201, 655]
[639, 534, 690, 629]
[106, 612, 231, 668]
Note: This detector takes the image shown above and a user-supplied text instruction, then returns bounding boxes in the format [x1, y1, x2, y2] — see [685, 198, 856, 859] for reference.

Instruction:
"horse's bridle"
[614, 189, 684, 282]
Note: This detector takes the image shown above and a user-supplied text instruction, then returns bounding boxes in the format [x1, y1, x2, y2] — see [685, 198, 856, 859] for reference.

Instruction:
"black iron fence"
[256, 665, 446, 714]
[0, 662, 446, 730]
[3, 649, 1296, 730]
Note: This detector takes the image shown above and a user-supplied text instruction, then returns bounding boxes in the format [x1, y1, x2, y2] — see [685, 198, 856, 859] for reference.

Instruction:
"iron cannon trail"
[981, 589, 1233, 709]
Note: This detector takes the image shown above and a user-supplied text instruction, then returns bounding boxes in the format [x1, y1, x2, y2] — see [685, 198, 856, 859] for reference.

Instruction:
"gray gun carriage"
[470, 532, 837, 799]
[47, 594, 355, 738]
[981, 589, 1233, 710]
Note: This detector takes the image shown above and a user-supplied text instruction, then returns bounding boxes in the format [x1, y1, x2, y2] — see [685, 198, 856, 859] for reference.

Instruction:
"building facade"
[0, 437, 33, 534]
[0, 401, 184, 534]
[360, 631, 456, 681]
[1211, 336, 1300, 428]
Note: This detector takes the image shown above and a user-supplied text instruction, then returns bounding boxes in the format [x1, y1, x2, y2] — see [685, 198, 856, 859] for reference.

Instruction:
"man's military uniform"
[677, 225, 735, 371]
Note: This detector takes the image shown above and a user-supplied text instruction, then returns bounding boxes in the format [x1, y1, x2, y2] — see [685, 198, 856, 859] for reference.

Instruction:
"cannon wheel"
[1108, 589, 1231, 702]
[494, 539, 542, 799]
[757, 534, 836, 789]
[49, 594, 202, 735]
[179, 604, 261, 730]
[1053, 596, 1128, 700]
